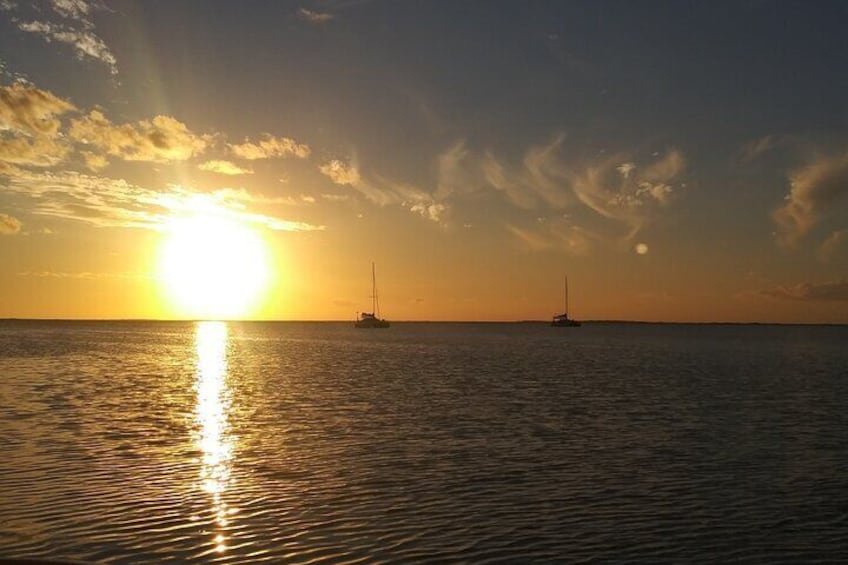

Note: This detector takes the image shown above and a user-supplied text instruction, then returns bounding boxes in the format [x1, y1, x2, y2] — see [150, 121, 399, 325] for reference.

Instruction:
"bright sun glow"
[159, 214, 270, 319]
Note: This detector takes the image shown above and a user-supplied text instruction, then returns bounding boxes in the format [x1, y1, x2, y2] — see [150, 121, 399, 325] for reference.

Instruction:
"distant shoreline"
[1, 318, 846, 327]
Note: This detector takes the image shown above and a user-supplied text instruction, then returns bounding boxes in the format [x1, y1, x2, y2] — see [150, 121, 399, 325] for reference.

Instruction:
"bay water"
[1, 321, 847, 563]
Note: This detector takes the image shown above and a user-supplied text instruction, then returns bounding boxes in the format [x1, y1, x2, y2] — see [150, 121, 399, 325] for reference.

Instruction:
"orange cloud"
[319, 159, 360, 186]
[198, 160, 253, 175]
[0, 82, 76, 136]
[2, 169, 324, 232]
[0, 135, 69, 167]
[0, 212, 22, 235]
[69, 110, 209, 162]
[229, 134, 310, 160]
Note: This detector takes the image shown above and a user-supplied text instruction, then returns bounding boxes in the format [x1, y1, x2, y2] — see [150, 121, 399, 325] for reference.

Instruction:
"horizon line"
[0, 318, 846, 326]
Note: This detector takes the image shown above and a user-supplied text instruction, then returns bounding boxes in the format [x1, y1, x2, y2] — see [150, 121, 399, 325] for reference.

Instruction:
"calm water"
[1, 321, 847, 563]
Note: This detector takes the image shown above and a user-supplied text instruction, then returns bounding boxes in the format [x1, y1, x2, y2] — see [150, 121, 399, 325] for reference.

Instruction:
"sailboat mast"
[565, 275, 569, 316]
[371, 262, 376, 314]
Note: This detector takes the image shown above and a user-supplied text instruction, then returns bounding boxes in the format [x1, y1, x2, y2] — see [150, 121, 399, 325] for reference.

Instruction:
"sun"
[158, 214, 271, 319]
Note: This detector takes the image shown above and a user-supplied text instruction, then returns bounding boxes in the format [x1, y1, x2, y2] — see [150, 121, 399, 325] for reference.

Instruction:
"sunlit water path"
[1, 321, 848, 563]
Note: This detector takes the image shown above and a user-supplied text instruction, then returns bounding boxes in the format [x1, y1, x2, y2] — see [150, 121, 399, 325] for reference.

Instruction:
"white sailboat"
[355, 262, 390, 328]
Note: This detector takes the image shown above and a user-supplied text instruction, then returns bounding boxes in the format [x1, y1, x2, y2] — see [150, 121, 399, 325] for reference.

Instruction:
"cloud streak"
[2, 168, 324, 232]
[430, 137, 685, 240]
[0, 135, 70, 167]
[773, 152, 848, 247]
[17, 270, 150, 280]
[50, 0, 93, 21]
[298, 8, 335, 24]
[571, 149, 683, 238]
[818, 229, 848, 261]
[229, 134, 311, 160]
[4, 0, 119, 75]
[198, 160, 253, 175]
[18, 21, 117, 74]
[320, 157, 449, 222]
[507, 220, 596, 255]
[760, 280, 848, 302]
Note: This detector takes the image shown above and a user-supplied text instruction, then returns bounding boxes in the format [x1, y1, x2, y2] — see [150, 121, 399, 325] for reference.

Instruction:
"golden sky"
[1, 1, 847, 322]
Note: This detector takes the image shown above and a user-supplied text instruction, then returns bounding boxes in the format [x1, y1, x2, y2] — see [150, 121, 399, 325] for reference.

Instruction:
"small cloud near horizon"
[759, 279, 848, 302]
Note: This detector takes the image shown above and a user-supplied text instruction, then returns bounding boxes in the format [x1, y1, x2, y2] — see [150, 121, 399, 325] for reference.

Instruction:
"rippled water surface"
[1, 320, 848, 563]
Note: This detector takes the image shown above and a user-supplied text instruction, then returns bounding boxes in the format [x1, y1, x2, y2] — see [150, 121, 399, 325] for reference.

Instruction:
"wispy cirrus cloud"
[759, 280, 848, 302]
[319, 138, 684, 231]
[298, 7, 335, 24]
[17, 269, 150, 280]
[69, 110, 210, 163]
[17, 21, 117, 75]
[198, 159, 253, 175]
[4, 0, 118, 75]
[571, 149, 683, 239]
[229, 134, 311, 160]
[739, 135, 780, 163]
[430, 136, 685, 241]
[507, 220, 596, 255]
[320, 193, 349, 202]
[818, 229, 848, 261]
[0, 212, 22, 234]
[0, 161, 23, 176]
[320, 157, 449, 222]
[772, 152, 848, 247]
[2, 168, 324, 232]
[50, 0, 93, 21]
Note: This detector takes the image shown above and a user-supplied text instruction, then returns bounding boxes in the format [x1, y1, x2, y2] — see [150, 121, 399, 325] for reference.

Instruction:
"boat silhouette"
[355, 262, 390, 328]
[552, 275, 581, 327]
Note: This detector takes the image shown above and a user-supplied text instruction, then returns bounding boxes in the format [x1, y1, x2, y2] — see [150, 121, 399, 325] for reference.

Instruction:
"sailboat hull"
[355, 318, 390, 328]
[551, 318, 581, 327]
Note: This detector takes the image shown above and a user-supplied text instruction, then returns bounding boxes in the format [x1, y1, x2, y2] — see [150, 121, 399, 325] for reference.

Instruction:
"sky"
[1, 0, 848, 322]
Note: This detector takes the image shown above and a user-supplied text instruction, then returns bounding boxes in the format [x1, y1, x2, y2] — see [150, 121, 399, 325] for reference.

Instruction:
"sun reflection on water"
[194, 321, 234, 553]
